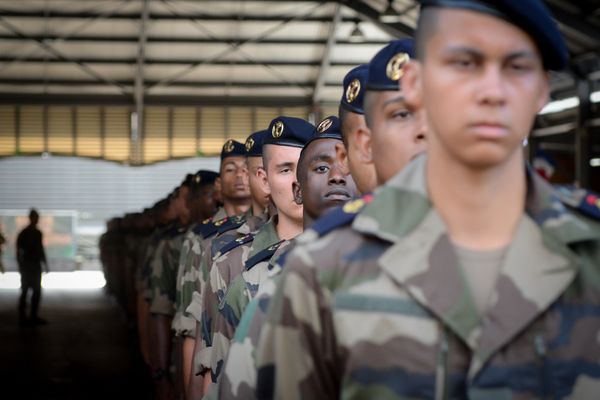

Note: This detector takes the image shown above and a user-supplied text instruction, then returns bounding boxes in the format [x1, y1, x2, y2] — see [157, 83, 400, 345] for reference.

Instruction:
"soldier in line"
[177, 140, 253, 399]
[195, 116, 315, 394]
[255, 0, 600, 399]
[212, 116, 357, 400]
[171, 170, 219, 398]
[214, 36, 428, 396]
[338, 64, 377, 194]
[136, 199, 173, 368]
[148, 181, 193, 400]
[363, 38, 427, 186]
[16, 208, 49, 327]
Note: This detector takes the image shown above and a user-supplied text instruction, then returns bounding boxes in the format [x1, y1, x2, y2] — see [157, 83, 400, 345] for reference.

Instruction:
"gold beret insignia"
[272, 121, 284, 138]
[317, 118, 333, 133]
[345, 78, 361, 103]
[245, 137, 255, 152]
[386, 52, 410, 81]
[223, 139, 235, 153]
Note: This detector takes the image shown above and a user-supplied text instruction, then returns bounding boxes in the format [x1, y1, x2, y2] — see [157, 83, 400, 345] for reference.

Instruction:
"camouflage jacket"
[199, 218, 280, 378]
[149, 222, 188, 316]
[138, 224, 171, 300]
[209, 239, 292, 386]
[173, 208, 229, 333]
[255, 155, 600, 400]
[210, 242, 294, 400]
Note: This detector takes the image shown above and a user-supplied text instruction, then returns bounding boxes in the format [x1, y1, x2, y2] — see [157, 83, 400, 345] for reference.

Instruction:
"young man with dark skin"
[211, 116, 357, 400]
[255, 1, 600, 398]
[149, 181, 193, 400]
[171, 170, 219, 398]
[195, 116, 314, 395]
[175, 141, 252, 400]
[184, 135, 270, 400]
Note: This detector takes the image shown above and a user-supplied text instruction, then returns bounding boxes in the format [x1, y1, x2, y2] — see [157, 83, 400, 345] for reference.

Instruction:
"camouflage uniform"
[209, 239, 292, 385]
[175, 207, 228, 335]
[255, 155, 600, 400]
[209, 243, 293, 400]
[149, 223, 188, 316]
[138, 224, 170, 302]
[187, 211, 267, 378]
[199, 218, 280, 380]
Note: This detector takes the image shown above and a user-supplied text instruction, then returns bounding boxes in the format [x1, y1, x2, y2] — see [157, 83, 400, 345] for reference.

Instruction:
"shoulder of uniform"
[216, 214, 246, 235]
[216, 232, 255, 257]
[310, 193, 375, 237]
[194, 216, 230, 239]
[555, 185, 600, 221]
[245, 240, 284, 271]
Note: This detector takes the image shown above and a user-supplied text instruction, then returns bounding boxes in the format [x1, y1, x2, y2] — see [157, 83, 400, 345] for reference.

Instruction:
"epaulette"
[245, 240, 284, 271]
[217, 214, 246, 235]
[192, 218, 212, 235]
[168, 224, 188, 238]
[216, 233, 255, 257]
[196, 217, 229, 239]
[310, 193, 374, 237]
[555, 186, 600, 221]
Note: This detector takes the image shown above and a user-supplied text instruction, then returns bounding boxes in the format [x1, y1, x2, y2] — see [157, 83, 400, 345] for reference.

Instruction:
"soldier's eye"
[315, 165, 330, 173]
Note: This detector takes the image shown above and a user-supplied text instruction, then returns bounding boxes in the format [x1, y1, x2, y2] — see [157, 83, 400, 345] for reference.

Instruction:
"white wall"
[0, 155, 220, 221]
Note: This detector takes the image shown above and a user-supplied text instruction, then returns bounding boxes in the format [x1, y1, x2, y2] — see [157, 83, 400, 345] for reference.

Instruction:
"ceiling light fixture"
[380, 0, 402, 23]
[348, 22, 365, 43]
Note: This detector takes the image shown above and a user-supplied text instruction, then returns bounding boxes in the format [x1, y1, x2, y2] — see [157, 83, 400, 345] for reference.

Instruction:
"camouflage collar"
[354, 154, 600, 379]
[247, 218, 280, 260]
[354, 154, 600, 246]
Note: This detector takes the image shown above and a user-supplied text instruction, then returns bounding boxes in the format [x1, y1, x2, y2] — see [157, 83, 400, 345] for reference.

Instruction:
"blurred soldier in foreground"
[255, 0, 600, 398]
[16, 208, 49, 327]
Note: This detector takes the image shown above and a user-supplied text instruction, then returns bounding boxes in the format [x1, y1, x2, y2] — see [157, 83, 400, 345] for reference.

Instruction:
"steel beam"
[0, 34, 388, 45]
[313, 4, 341, 105]
[0, 93, 313, 107]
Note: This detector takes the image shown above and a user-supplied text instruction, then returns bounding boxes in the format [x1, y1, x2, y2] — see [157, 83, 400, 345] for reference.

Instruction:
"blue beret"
[264, 116, 314, 148]
[419, 0, 568, 70]
[245, 129, 269, 157]
[191, 170, 219, 189]
[181, 173, 194, 188]
[367, 39, 415, 91]
[301, 116, 343, 155]
[340, 64, 369, 114]
[220, 139, 246, 161]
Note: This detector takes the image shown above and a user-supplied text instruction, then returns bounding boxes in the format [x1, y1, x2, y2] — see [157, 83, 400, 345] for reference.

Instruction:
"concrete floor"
[0, 287, 153, 400]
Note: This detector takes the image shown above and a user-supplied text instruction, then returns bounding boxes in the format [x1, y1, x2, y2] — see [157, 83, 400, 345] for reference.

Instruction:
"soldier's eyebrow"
[443, 46, 539, 62]
[275, 161, 294, 170]
[382, 95, 406, 108]
[309, 152, 334, 165]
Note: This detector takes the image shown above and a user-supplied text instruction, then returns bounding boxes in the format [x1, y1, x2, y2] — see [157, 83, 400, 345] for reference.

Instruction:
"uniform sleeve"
[209, 274, 250, 382]
[149, 240, 177, 316]
[255, 251, 340, 400]
[218, 275, 280, 400]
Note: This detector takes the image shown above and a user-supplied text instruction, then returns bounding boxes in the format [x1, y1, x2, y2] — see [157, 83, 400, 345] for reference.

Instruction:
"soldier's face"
[220, 157, 251, 201]
[365, 90, 427, 185]
[247, 156, 270, 210]
[263, 144, 303, 224]
[341, 113, 377, 194]
[188, 184, 217, 221]
[295, 139, 356, 220]
[405, 8, 549, 170]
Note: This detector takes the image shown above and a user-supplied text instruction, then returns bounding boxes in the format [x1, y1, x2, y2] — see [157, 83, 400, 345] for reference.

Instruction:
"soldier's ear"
[402, 60, 423, 111]
[292, 181, 303, 205]
[257, 167, 271, 195]
[355, 126, 373, 165]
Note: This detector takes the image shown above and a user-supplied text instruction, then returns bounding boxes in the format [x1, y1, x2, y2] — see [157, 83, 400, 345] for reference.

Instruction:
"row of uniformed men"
[105, 0, 600, 399]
